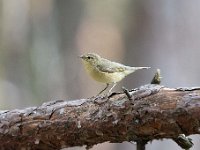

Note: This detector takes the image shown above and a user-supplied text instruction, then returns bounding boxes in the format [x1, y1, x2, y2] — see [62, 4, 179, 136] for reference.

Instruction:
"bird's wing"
[96, 59, 125, 73]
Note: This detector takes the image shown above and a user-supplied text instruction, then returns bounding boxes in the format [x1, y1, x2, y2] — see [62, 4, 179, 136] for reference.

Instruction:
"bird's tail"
[133, 67, 150, 70]
[125, 66, 150, 75]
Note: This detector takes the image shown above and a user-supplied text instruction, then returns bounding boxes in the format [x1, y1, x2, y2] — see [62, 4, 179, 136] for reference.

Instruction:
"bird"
[80, 53, 150, 96]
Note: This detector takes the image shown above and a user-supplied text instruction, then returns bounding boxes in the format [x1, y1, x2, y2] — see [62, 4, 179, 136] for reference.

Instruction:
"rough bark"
[0, 84, 200, 149]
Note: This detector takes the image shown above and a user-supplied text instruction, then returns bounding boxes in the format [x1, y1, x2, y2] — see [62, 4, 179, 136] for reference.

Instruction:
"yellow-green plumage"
[83, 60, 126, 83]
[80, 53, 150, 95]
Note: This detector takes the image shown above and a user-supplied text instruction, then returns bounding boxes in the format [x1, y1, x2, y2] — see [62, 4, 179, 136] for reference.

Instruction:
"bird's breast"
[83, 61, 124, 83]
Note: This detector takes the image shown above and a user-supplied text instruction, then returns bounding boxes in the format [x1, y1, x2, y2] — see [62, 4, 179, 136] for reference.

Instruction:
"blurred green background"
[0, 0, 199, 149]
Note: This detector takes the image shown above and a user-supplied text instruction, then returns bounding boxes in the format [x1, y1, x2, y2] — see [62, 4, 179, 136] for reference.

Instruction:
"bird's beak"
[79, 55, 83, 59]
[79, 55, 85, 59]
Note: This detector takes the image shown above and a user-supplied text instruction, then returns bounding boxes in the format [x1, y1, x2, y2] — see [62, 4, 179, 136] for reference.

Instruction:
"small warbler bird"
[80, 53, 150, 95]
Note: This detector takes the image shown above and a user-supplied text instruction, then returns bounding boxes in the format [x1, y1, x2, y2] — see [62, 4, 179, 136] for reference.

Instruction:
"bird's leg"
[96, 83, 109, 96]
[108, 83, 117, 94]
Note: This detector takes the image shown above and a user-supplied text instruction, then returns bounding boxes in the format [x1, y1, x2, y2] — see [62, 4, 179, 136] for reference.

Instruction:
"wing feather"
[96, 59, 126, 73]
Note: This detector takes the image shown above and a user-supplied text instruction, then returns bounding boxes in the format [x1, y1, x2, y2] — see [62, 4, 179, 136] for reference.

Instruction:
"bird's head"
[80, 53, 101, 65]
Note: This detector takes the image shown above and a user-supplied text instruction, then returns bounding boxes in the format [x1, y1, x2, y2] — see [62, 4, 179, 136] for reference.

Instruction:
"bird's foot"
[93, 94, 109, 104]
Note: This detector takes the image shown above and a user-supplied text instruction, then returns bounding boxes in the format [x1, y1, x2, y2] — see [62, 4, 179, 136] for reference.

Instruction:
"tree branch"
[0, 84, 200, 149]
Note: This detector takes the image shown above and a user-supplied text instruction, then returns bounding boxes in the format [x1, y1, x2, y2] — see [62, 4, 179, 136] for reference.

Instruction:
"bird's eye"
[87, 56, 91, 59]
